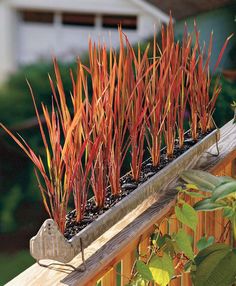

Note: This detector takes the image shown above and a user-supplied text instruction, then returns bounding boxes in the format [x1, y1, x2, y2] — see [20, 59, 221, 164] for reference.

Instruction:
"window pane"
[21, 10, 54, 24]
[62, 13, 95, 27]
[102, 15, 137, 30]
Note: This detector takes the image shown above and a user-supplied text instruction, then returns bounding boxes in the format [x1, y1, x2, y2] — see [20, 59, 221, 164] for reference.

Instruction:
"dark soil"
[64, 130, 212, 240]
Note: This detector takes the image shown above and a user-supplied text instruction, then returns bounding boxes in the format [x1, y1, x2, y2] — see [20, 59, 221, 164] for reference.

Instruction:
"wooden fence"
[6, 120, 236, 286]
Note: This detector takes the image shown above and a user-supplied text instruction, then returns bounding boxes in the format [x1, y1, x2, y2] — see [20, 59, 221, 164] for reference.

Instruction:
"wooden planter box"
[30, 129, 220, 263]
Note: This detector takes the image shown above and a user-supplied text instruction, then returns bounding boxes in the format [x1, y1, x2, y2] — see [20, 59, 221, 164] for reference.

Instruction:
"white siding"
[0, 0, 166, 82]
[0, 3, 17, 82]
[9, 0, 141, 15]
[17, 20, 156, 65]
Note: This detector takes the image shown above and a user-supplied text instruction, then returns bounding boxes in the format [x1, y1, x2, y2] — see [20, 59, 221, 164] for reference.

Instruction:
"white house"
[0, 0, 169, 83]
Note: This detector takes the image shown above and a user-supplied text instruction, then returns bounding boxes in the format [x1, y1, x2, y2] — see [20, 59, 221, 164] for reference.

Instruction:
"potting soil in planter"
[64, 129, 213, 239]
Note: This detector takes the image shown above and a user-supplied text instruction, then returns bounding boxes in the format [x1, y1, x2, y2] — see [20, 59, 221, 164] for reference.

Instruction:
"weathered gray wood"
[6, 120, 236, 286]
[30, 219, 75, 263]
[30, 129, 219, 263]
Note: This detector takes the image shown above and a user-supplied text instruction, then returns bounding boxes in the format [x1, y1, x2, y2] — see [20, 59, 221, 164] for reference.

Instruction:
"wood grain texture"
[169, 216, 181, 286]
[139, 236, 151, 263]
[101, 268, 116, 286]
[121, 251, 135, 286]
[6, 120, 236, 286]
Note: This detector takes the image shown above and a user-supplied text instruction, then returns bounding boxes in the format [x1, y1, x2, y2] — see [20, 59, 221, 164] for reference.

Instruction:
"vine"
[127, 170, 236, 286]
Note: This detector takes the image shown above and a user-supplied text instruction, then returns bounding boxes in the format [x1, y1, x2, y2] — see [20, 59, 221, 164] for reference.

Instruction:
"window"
[102, 15, 137, 30]
[62, 13, 95, 27]
[21, 10, 54, 24]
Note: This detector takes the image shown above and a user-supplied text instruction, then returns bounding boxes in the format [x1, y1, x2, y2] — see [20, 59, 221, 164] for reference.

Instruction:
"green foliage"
[0, 250, 34, 285]
[175, 229, 194, 260]
[136, 260, 153, 281]
[149, 254, 174, 286]
[213, 76, 236, 127]
[0, 61, 75, 127]
[194, 198, 225, 211]
[0, 61, 76, 233]
[0, 185, 22, 232]
[211, 181, 236, 202]
[181, 169, 236, 239]
[193, 244, 236, 286]
[175, 203, 198, 231]
[131, 170, 236, 286]
[180, 170, 224, 192]
[197, 236, 215, 251]
[127, 275, 146, 286]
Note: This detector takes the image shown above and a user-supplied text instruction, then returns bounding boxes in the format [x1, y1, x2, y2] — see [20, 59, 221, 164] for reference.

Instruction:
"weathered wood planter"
[30, 129, 220, 263]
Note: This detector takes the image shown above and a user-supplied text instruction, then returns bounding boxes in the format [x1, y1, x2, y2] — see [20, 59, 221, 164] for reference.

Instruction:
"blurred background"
[0, 0, 236, 284]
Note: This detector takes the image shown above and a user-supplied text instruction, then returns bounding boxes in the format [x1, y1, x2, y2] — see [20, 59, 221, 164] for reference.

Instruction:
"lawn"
[0, 250, 34, 285]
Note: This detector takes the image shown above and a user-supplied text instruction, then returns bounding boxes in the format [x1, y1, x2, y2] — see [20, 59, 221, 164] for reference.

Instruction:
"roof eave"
[129, 0, 172, 24]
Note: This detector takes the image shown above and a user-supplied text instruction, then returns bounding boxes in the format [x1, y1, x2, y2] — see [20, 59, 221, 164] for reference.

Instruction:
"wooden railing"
[6, 120, 236, 286]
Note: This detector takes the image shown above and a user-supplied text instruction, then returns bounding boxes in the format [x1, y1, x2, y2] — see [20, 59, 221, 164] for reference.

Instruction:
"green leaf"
[193, 244, 236, 286]
[175, 229, 194, 260]
[130, 275, 147, 286]
[156, 234, 171, 248]
[176, 186, 183, 192]
[162, 237, 180, 257]
[194, 243, 230, 266]
[185, 183, 199, 190]
[180, 170, 222, 192]
[149, 253, 174, 286]
[184, 260, 193, 272]
[194, 198, 224, 212]
[197, 236, 215, 251]
[211, 181, 236, 202]
[218, 176, 235, 183]
[223, 207, 234, 218]
[184, 190, 206, 198]
[175, 203, 198, 231]
[136, 260, 153, 281]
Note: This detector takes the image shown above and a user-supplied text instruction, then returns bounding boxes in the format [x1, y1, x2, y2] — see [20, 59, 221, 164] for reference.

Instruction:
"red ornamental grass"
[188, 23, 233, 137]
[161, 17, 182, 158]
[0, 60, 103, 231]
[125, 38, 151, 181]
[50, 60, 92, 224]
[69, 61, 102, 222]
[178, 25, 192, 149]
[107, 30, 132, 195]
[0, 81, 83, 233]
[188, 38, 199, 141]
[145, 34, 168, 166]
[87, 40, 111, 207]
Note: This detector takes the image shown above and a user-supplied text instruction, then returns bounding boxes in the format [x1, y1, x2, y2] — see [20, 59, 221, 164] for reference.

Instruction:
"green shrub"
[212, 75, 236, 127]
[0, 61, 76, 127]
[0, 60, 76, 233]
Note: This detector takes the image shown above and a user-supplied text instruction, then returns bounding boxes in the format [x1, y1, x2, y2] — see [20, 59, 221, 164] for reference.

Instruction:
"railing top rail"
[6, 120, 236, 286]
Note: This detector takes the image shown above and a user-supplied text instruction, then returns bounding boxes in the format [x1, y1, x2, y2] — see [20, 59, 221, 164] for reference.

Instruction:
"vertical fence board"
[139, 236, 150, 263]
[196, 211, 204, 241]
[225, 162, 232, 176]
[101, 267, 117, 286]
[87, 281, 98, 286]
[232, 159, 236, 178]
[121, 251, 135, 286]
[169, 216, 182, 286]
[214, 210, 223, 242]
